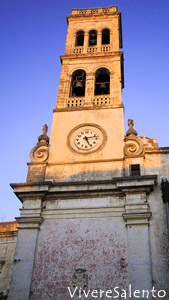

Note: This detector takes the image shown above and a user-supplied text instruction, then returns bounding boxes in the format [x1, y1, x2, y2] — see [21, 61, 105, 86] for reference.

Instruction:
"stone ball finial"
[38, 124, 49, 145]
[126, 119, 138, 136]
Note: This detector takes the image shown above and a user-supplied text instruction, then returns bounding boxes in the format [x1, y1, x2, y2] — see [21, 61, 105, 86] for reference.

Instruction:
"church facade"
[8, 6, 169, 300]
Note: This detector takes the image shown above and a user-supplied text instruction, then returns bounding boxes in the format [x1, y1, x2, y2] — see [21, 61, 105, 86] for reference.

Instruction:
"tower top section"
[56, 6, 123, 110]
[67, 6, 119, 19]
[65, 6, 122, 51]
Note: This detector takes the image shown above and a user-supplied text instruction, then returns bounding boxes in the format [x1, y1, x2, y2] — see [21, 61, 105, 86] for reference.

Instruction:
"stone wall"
[0, 222, 18, 299]
[30, 218, 128, 300]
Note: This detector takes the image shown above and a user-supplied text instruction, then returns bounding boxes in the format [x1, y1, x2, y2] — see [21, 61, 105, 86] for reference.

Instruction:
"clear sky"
[1, 0, 169, 221]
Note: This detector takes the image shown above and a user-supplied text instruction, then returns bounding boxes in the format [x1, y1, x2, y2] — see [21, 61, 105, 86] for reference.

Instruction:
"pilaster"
[117, 176, 157, 299]
[84, 32, 88, 53]
[8, 183, 50, 300]
[97, 30, 102, 51]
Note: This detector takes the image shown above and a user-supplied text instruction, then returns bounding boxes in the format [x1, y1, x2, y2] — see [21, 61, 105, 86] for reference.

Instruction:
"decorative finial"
[38, 124, 49, 145]
[42, 124, 48, 135]
[126, 119, 138, 136]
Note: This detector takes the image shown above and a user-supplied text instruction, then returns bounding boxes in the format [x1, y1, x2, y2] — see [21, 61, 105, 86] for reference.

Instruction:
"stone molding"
[116, 175, 157, 193]
[42, 207, 125, 219]
[60, 51, 123, 61]
[122, 212, 152, 226]
[53, 103, 124, 113]
[11, 175, 157, 203]
[15, 217, 43, 230]
[10, 182, 51, 203]
[47, 157, 124, 165]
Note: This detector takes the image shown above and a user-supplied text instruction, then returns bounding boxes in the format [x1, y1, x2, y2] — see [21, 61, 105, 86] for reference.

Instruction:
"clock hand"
[87, 135, 98, 139]
[83, 136, 90, 146]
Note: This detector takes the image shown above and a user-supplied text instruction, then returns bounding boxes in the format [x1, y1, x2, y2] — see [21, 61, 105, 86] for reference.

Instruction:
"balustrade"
[67, 98, 85, 107]
[73, 45, 111, 54]
[93, 96, 111, 106]
[73, 47, 83, 54]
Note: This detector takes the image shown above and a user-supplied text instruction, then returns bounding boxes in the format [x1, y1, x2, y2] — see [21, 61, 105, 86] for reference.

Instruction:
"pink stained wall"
[30, 218, 129, 300]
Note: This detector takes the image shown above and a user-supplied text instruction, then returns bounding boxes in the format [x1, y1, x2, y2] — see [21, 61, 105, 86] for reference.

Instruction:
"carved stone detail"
[38, 124, 49, 144]
[126, 119, 138, 136]
[124, 135, 144, 157]
[29, 125, 49, 163]
[29, 143, 49, 163]
[72, 269, 88, 295]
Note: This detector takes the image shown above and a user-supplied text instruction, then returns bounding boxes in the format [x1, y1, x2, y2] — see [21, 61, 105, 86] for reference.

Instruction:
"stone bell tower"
[43, 5, 124, 182]
[8, 6, 169, 300]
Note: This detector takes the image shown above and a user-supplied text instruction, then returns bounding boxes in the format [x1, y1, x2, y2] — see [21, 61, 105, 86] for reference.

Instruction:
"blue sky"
[1, 0, 169, 221]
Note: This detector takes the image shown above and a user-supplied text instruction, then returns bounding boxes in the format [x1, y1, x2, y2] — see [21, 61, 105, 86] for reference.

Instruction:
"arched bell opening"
[95, 68, 110, 96]
[102, 29, 110, 45]
[70, 70, 86, 97]
[75, 31, 84, 46]
[89, 30, 97, 46]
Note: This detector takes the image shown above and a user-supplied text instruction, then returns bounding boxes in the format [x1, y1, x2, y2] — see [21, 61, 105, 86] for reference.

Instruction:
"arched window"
[75, 31, 84, 46]
[70, 70, 86, 97]
[95, 68, 110, 95]
[102, 29, 110, 44]
[89, 30, 97, 46]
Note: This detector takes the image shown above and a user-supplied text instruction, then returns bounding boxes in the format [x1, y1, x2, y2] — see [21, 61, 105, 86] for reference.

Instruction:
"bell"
[73, 81, 83, 95]
[99, 83, 107, 94]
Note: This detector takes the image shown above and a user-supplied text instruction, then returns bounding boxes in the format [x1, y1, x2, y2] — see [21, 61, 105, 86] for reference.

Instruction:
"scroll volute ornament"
[29, 124, 50, 163]
[124, 119, 144, 157]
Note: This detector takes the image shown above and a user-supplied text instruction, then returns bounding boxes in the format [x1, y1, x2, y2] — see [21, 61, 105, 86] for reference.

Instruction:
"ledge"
[15, 216, 43, 229]
[10, 175, 157, 202]
[60, 51, 123, 63]
[122, 212, 152, 226]
[53, 104, 124, 113]
[123, 212, 152, 221]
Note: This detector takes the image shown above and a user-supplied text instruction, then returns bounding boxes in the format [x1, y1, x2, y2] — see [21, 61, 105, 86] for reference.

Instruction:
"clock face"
[74, 129, 99, 150]
[68, 124, 107, 154]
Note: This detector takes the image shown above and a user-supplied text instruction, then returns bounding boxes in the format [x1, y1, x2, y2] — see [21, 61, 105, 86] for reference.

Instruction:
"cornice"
[66, 11, 120, 21]
[60, 51, 123, 62]
[53, 104, 124, 113]
[15, 216, 43, 229]
[10, 175, 157, 202]
[122, 212, 152, 226]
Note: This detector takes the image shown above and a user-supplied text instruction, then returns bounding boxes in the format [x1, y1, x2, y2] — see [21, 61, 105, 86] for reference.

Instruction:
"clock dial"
[68, 124, 107, 154]
[74, 130, 99, 150]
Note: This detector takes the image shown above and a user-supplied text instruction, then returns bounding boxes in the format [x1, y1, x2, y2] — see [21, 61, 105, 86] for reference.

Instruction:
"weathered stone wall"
[148, 187, 169, 297]
[0, 222, 18, 299]
[30, 217, 128, 300]
[8, 153, 169, 299]
[146, 154, 169, 298]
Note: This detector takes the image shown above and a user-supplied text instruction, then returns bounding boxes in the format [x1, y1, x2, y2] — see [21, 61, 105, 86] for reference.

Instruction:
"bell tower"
[9, 6, 169, 300]
[45, 6, 124, 181]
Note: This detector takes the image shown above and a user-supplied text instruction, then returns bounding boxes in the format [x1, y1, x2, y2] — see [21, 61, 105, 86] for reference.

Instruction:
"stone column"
[109, 30, 113, 51]
[110, 73, 114, 105]
[84, 32, 88, 53]
[85, 73, 94, 106]
[8, 216, 43, 300]
[97, 30, 102, 51]
[123, 212, 153, 299]
[8, 183, 50, 300]
[116, 176, 157, 300]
